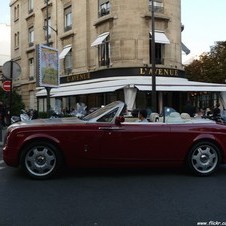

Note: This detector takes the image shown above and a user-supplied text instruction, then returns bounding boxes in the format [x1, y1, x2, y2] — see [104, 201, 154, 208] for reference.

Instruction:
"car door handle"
[99, 127, 123, 130]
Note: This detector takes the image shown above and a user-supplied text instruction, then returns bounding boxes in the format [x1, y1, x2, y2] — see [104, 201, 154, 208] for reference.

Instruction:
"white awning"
[36, 76, 226, 97]
[136, 77, 226, 92]
[150, 31, 170, 44]
[36, 80, 125, 97]
[53, 86, 124, 97]
[59, 45, 72, 59]
[136, 85, 226, 92]
[91, 32, 109, 47]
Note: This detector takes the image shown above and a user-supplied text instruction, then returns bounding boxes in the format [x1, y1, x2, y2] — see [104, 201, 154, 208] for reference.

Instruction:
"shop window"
[64, 6, 72, 32]
[99, 1, 110, 17]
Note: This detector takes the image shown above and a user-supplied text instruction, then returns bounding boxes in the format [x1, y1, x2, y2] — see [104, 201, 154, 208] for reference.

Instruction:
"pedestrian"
[213, 103, 221, 118]
[183, 100, 196, 117]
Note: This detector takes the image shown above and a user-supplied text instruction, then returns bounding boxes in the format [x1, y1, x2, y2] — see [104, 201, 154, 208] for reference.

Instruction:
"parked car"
[3, 101, 226, 179]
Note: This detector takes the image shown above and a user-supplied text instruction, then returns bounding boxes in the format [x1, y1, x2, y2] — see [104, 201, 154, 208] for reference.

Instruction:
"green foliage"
[0, 87, 25, 115]
[185, 41, 226, 84]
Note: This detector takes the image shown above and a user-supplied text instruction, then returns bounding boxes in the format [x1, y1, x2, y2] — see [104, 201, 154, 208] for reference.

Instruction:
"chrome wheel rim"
[191, 145, 218, 174]
[25, 145, 56, 177]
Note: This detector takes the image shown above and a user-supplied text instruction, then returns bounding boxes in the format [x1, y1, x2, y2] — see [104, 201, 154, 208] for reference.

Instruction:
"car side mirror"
[115, 116, 125, 125]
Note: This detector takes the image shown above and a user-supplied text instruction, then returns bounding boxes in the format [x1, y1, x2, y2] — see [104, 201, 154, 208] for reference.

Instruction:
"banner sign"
[36, 44, 59, 87]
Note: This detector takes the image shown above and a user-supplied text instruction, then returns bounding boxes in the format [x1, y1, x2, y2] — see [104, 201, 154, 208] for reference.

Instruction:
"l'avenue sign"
[139, 67, 179, 77]
[61, 67, 185, 84]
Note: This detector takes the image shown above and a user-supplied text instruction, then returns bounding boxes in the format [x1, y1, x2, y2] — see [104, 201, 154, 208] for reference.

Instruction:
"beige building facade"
[10, 0, 192, 113]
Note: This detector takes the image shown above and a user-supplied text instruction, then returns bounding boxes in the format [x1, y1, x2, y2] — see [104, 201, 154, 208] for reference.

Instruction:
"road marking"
[0, 166, 5, 170]
[0, 160, 4, 164]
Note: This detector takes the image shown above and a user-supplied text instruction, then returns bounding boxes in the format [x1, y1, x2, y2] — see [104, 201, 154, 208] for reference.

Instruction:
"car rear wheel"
[20, 142, 62, 179]
[187, 141, 221, 176]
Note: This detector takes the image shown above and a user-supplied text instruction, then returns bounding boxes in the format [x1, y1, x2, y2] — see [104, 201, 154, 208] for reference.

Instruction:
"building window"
[149, 42, 163, 65]
[64, 49, 73, 74]
[149, 31, 170, 64]
[29, 58, 34, 80]
[149, 0, 164, 13]
[28, 0, 34, 13]
[99, 1, 110, 17]
[59, 45, 73, 74]
[28, 26, 34, 47]
[14, 32, 19, 49]
[98, 35, 110, 66]
[64, 6, 72, 32]
[44, 17, 51, 39]
[14, 4, 19, 21]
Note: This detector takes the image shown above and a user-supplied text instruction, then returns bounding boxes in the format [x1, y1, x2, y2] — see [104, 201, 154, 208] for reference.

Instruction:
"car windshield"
[83, 101, 122, 121]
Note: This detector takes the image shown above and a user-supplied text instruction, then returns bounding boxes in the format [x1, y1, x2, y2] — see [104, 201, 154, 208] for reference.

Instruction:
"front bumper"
[3, 146, 20, 167]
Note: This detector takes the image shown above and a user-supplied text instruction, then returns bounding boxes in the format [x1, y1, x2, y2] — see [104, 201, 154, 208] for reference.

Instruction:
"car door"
[99, 122, 173, 161]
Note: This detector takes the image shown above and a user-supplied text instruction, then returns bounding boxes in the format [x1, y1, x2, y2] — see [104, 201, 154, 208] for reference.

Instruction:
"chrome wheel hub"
[25, 146, 56, 177]
[191, 145, 218, 174]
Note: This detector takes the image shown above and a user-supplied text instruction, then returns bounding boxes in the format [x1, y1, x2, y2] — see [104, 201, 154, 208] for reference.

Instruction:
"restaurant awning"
[136, 77, 226, 91]
[36, 79, 126, 97]
[53, 86, 125, 97]
[150, 31, 170, 44]
[36, 76, 226, 97]
[91, 32, 109, 47]
[59, 45, 72, 59]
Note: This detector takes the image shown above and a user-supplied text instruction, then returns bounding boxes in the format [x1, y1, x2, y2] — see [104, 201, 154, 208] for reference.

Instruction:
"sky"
[181, 0, 226, 63]
[0, 0, 226, 63]
[0, 1, 10, 25]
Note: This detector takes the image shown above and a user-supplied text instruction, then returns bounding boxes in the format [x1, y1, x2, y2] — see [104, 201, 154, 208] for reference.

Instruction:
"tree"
[0, 87, 25, 116]
[185, 41, 226, 84]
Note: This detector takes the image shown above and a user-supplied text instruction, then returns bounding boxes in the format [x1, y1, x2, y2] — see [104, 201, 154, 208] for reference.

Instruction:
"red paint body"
[3, 101, 226, 171]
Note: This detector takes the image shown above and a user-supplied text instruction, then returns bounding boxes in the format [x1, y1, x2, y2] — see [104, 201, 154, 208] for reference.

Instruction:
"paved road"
[1, 148, 226, 226]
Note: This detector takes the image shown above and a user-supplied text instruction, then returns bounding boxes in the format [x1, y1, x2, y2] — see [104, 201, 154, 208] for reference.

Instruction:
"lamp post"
[151, 0, 157, 112]
[45, 0, 51, 117]
[46, 0, 50, 46]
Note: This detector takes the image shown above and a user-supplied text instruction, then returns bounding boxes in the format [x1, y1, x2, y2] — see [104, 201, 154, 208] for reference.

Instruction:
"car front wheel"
[20, 142, 62, 179]
[187, 141, 221, 176]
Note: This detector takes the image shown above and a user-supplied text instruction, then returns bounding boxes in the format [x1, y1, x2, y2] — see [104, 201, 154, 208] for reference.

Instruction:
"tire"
[20, 141, 62, 179]
[187, 141, 221, 176]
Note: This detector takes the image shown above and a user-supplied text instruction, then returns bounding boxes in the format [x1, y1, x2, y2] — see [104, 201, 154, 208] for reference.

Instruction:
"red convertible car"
[3, 101, 226, 179]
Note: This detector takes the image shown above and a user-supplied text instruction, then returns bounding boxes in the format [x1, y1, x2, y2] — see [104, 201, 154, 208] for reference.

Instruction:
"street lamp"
[45, 0, 51, 116]
[151, 0, 157, 112]
[43, 25, 58, 34]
